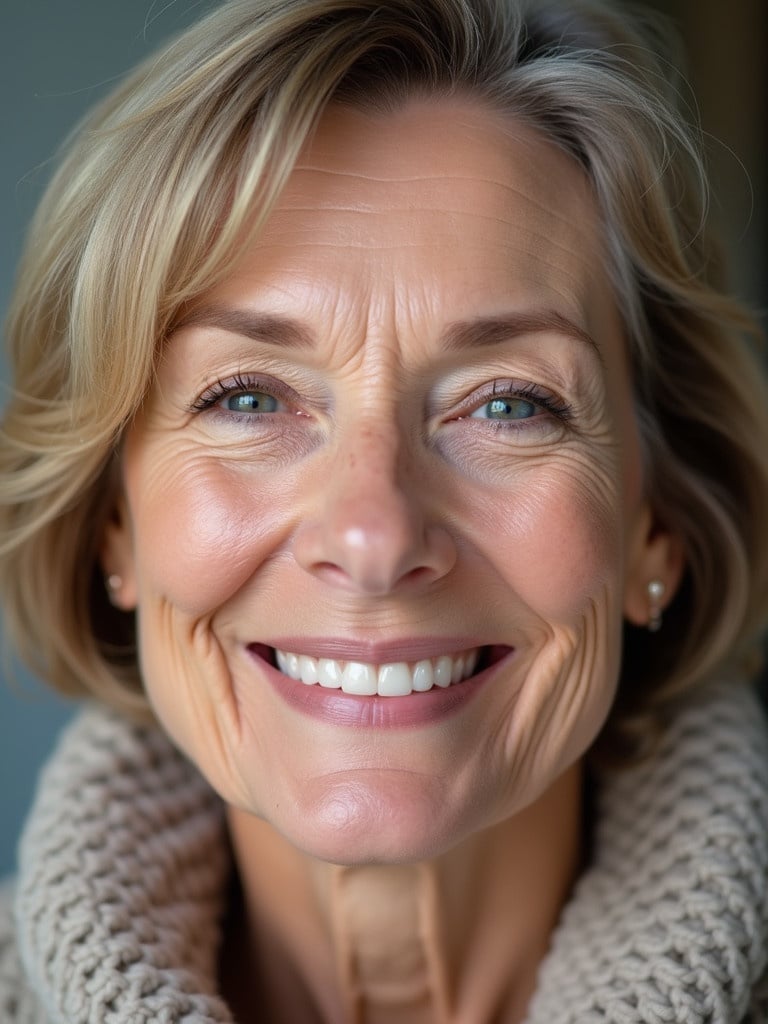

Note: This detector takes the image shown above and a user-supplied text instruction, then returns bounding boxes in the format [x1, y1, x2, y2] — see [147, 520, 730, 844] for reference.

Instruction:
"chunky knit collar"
[14, 682, 768, 1023]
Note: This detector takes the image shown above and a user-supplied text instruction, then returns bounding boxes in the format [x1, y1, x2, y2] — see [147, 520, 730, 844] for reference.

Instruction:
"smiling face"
[103, 96, 680, 864]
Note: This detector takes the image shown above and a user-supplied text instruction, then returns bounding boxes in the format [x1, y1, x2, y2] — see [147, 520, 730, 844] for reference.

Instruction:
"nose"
[292, 424, 456, 595]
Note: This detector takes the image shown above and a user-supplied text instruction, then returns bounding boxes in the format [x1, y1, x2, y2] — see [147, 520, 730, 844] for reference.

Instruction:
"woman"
[2, 0, 768, 1020]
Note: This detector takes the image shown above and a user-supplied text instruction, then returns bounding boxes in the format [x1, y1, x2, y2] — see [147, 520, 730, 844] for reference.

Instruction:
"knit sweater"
[1, 682, 768, 1023]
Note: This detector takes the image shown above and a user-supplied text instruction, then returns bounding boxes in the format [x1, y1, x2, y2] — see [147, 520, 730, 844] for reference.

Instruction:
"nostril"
[312, 561, 362, 589]
[401, 565, 439, 586]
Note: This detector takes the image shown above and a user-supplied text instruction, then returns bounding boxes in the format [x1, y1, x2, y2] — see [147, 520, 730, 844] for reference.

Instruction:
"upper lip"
[256, 637, 490, 663]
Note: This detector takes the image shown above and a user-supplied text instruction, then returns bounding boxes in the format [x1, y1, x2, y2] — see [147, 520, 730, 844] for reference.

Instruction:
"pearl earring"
[647, 579, 665, 633]
[106, 574, 123, 594]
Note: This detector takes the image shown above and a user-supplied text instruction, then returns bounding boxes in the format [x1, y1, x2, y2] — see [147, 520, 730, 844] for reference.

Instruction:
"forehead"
[206, 96, 619, 347]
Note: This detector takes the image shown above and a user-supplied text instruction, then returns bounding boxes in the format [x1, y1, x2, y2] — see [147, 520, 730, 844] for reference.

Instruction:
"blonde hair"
[2, 0, 767, 752]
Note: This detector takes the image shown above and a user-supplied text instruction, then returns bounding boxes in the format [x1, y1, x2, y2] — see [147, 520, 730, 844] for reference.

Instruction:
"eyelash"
[455, 380, 572, 424]
[190, 374, 294, 415]
[189, 375, 572, 431]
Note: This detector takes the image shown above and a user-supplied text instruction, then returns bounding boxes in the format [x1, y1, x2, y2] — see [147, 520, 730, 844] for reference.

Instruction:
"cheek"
[126, 450, 296, 614]
[470, 462, 622, 623]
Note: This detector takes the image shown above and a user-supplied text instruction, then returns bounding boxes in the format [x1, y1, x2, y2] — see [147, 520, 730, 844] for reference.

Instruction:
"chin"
[273, 773, 478, 866]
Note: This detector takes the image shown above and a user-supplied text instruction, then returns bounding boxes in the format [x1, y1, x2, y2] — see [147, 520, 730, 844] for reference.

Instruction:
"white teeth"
[412, 659, 434, 692]
[317, 658, 343, 689]
[299, 655, 318, 686]
[434, 656, 453, 688]
[377, 663, 412, 697]
[342, 662, 378, 695]
[273, 647, 483, 696]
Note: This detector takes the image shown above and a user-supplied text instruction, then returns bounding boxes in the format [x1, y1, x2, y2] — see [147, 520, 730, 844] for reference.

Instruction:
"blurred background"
[1, 0, 766, 878]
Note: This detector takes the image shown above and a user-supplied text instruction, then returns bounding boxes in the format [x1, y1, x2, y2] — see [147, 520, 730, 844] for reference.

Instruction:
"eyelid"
[189, 373, 300, 414]
[450, 379, 572, 421]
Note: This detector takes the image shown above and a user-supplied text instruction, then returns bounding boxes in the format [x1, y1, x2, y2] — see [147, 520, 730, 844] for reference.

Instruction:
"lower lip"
[247, 645, 514, 728]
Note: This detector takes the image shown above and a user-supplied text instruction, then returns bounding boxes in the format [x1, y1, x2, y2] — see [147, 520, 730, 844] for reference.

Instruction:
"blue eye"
[470, 397, 539, 421]
[190, 375, 292, 417]
[221, 391, 279, 414]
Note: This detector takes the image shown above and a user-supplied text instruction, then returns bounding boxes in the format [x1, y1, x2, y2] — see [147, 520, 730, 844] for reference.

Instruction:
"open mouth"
[254, 644, 509, 697]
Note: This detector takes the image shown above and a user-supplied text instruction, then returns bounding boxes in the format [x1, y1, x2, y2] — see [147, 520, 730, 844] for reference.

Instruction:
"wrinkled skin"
[103, 96, 682, 867]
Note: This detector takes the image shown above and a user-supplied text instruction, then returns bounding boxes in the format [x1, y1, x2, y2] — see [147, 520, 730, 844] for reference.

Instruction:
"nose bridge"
[293, 405, 456, 594]
[329, 412, 420, 577]
[342, 413, 402, 497]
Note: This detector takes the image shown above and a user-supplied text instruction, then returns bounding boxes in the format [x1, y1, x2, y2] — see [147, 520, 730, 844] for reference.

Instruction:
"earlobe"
[100, 495, 138, 611]
[623, 505, 685, 629]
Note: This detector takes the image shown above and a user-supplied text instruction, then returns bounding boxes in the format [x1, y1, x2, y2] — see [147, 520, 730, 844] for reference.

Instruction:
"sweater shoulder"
[0, 879, 46, 1024]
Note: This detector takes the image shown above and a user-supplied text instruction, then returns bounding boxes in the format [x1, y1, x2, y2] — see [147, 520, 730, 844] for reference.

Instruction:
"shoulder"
[530, 679, 768, 1023]
[0, 879, 47, 1024]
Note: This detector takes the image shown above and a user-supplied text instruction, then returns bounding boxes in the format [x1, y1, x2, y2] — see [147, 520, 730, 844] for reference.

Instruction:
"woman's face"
[104, 97, 678, 863]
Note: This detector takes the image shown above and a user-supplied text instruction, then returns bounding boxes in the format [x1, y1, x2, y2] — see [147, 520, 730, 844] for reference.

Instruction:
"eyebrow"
[173, 304, 601, 362]
[442, 310, 602, 362]
[172, 306, 315, 349]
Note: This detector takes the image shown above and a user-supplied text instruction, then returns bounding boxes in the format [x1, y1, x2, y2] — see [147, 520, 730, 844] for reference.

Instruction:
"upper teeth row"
[275, 649, 481, 696]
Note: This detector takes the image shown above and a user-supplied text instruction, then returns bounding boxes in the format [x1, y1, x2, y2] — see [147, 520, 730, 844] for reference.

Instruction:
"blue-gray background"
[1, 0, 766, 878]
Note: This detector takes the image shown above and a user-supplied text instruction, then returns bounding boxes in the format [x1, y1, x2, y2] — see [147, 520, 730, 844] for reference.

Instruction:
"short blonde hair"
[2, 0, 767, 753]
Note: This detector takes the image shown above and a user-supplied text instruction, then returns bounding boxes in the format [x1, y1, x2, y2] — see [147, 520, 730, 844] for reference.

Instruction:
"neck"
[223, 765, 583, 1024]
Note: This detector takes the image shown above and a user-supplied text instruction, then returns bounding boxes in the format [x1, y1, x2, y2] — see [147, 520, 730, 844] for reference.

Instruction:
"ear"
[99, 493, 138, 611]
[623, 502, 685, 627]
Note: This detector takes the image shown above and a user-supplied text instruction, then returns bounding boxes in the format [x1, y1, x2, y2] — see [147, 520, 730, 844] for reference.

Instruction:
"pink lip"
[246, 643, 514, 729]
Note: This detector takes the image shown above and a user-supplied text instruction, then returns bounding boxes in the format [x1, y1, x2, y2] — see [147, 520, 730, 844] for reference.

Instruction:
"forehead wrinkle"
[272, 204, 577, 229]
[273, 191, 599, 266]
[173, 101, 616, 382]
[256, 214, 593, 278]
[290, 167, 580, 192]
[290, 166, 492, 184]
[283, 173, 590, 218]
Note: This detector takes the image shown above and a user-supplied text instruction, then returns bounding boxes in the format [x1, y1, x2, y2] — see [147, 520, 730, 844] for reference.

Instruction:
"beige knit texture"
[1, 680, 767, 1022]
[12, 707, 233, 1023]
[527, 684, 768, 1024]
